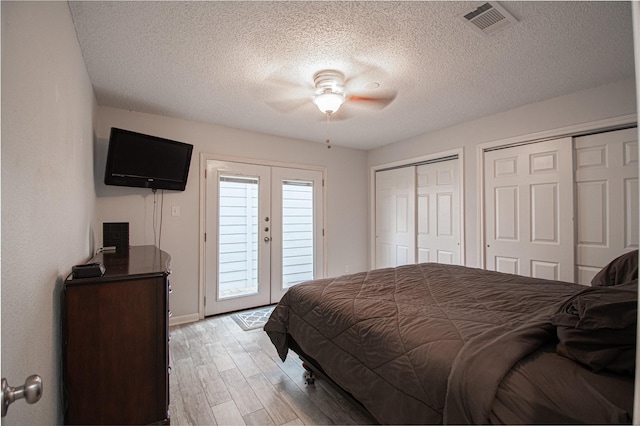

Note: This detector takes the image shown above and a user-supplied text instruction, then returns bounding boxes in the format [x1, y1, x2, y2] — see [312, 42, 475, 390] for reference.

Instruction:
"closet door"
[484, 138, 574, 281]
[574, 127, 638, 285]
[375, 167, 416, 268]
[416, 159, 461, 264]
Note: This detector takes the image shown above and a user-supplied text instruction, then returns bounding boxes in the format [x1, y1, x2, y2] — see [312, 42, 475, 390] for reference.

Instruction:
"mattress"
[264, 263, 634, 424]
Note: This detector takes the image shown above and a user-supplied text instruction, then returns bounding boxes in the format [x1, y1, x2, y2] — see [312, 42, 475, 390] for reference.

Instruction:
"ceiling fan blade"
[346, 91, 397, 109]
[265, 97, 311, 113]
[264, 76, 308, 91]
[343, 58, 387, 89]
[263, 67, 316, 94]
[257, 68, 315, 111]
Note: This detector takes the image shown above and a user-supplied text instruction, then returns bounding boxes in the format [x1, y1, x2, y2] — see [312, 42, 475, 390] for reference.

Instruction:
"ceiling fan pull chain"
[325, 112, 332, 149]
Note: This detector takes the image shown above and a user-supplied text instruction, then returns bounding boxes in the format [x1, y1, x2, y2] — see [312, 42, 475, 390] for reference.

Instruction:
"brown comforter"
[264, 263, 634, 424]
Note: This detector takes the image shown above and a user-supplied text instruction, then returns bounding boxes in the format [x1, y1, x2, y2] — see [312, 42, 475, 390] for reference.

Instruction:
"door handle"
[264, 237, 271, 242]
[1, 375, 42, 417]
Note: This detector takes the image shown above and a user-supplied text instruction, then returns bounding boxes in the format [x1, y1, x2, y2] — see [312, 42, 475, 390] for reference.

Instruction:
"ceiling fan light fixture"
[313, 90, 345, 114]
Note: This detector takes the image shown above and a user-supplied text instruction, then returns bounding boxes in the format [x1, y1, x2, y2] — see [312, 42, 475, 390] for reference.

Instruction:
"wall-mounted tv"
[104, 128, 194, 191]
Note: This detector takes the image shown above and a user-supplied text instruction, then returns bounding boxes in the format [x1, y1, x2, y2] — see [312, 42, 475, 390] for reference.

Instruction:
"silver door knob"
[1, 375, 42, 417]
[264, 237, 271, 242]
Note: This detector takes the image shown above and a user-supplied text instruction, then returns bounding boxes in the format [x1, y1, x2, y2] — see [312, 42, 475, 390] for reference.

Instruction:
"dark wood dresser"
[63, 245, 171, 425]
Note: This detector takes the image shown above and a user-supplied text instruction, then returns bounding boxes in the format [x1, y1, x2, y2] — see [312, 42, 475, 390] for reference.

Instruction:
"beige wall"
[94, 107, 369, 321]
[1, 2, 637, 423]
[367, 78, 637, 268]
[1, 2, 97, 424]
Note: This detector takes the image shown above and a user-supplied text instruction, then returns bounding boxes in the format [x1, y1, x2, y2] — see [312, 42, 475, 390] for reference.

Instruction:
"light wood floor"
[169, 313, 376, 425]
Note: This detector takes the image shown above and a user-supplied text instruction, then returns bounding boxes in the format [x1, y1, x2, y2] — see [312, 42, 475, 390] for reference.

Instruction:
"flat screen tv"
[104, 128, 194, 191]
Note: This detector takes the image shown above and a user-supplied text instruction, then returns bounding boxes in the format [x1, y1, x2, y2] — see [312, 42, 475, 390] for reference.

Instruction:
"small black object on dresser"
[71, 262, 105, 279]
[102, 222, 129, 252]
[63, 245, 171, 425]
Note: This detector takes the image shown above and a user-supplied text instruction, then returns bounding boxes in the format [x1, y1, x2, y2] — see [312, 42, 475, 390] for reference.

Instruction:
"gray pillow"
[591, 250, 638, 287]
[551, 280, 637, 375]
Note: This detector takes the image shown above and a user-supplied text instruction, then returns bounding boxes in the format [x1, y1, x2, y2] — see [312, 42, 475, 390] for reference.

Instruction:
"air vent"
[459, 2, 518, 36]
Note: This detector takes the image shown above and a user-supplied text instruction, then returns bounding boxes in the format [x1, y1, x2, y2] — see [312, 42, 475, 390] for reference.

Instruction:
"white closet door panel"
[417, 195, 430, 235]
[396, 195, 409, 233]
[485, 137, 573, 282]
[418, 248, 431, 263]
[416, 159, 461, 265]
[375, 167, 416, 268]
[377, 196, 392, 233]
[531, 260, 559, 280]
[416, 193, 433, 262]
[575, 127, 638, 284]
[576, 181, 607, 247]
[496, 256, 519, 275]
[437, 193, 453, 236]
[577, 266, 601, 285]
[531, 183, 558, 243]
[437, 250, 455, 265]
[625, 177, 639, 248]
[376, 243, 392, 268]
[494, 186, 519, 241]
[396, 246, 409, 265]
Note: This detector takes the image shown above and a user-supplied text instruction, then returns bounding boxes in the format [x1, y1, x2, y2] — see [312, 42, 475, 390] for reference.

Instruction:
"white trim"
[369, 147, 466, 268]
[476, 113, 637, 269]
[477, 144, 486, 269]
[200, 152, 326, 173]
[477, 114, 636, 153]
[633, 2, 640, 422]
[169, 313, 200, 327]
[199, 152, 327, 320]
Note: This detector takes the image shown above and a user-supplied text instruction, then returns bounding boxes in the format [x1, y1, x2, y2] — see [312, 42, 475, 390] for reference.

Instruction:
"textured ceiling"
[68, 1, 635, 150]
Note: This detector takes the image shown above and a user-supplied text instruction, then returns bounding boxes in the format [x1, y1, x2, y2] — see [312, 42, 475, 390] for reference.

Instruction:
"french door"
[204, 160, 324, 316]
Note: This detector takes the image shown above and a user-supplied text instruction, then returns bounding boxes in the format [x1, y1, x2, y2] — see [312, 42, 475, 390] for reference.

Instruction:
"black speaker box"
[103, 222, 129, 252]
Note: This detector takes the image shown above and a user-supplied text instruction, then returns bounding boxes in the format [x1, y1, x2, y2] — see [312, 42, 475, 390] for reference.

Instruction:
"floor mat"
[230, 305, 275, 331]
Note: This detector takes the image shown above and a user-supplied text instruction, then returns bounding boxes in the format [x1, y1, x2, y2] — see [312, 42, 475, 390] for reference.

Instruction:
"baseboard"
[169, 313, 199, 327]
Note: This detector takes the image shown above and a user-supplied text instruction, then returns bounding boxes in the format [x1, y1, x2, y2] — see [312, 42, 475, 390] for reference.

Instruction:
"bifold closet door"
[375, 167, 416, 268]
[416, 159, 461, 264]
[574, 127, 638, 285]
[484, 138, 574, 282]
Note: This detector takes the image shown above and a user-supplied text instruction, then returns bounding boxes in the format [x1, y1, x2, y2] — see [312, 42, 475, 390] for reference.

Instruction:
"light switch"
[171, 205, 181, 217]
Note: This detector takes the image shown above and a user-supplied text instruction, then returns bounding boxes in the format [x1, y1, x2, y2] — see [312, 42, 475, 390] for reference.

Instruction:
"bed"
[264, 255, 637, 424]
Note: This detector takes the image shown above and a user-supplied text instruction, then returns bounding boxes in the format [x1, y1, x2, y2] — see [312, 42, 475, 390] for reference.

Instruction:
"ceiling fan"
[264, 68, 397, 119]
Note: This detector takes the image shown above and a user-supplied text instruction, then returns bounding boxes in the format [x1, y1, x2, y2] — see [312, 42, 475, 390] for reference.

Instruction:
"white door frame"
[477, 114, 636, 269]
[199, 153, 327, 320]
[369, 147, 466, 268]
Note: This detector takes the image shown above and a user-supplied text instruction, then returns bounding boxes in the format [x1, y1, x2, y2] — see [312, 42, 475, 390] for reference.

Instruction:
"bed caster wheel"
[303, 370, 315, 385]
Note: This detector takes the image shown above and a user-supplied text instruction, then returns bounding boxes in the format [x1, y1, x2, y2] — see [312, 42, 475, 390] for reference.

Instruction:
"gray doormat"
[230, 306, 275, 331]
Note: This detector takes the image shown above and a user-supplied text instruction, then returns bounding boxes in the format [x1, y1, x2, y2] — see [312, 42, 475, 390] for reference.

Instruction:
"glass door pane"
[270, 167, 324, 303]
[205, 160, 271, 316]
[205, 161, 323, 315]
[282, 180, 314, 288]
[218, 176, 259, 299]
